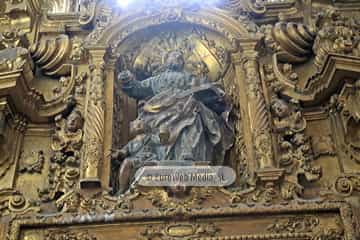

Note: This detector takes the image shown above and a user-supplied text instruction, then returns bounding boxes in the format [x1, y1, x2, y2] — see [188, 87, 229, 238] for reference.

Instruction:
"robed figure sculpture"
[112, 51, 234, 194]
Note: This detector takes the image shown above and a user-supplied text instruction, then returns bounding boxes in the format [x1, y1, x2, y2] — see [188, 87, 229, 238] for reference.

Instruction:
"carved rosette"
[0, 190, 39, 217]
[334, 175, 360, 196]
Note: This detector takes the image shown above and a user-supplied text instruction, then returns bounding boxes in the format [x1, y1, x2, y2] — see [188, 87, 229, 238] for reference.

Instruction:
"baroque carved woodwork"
[0, 0, 359, 239]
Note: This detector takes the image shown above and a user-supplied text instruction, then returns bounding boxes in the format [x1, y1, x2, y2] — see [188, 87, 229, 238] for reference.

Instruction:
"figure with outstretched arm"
[111, 51, 234, 195]
[117, 70, 154, 100]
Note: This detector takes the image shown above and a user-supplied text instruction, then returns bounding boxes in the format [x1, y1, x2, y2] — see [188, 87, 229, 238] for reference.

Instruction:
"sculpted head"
[66, 110, 83, 133]
[271, 98, 290, 118]
[130, 118, 151, 138]
[165, 51, 185, 71]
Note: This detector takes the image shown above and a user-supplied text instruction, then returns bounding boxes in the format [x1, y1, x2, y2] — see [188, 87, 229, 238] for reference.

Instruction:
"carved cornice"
[281, 54, 360, 106]
[0, 48, 46, 122]
[8, 198, 357, 240]
[0, 46, 79, 122]
[220, 0, 301, 23]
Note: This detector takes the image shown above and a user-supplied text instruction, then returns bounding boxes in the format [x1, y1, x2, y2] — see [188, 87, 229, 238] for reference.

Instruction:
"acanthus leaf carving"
[266, 216, 320, 234]
[334, 175, 360, 197]
[45, 229, 97, 240]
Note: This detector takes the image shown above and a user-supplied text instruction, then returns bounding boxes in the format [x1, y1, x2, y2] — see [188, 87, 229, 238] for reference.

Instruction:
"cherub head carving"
[129, 118, 147, 138]
[66, 110, 83, 133]
[271, 98, 290, 119]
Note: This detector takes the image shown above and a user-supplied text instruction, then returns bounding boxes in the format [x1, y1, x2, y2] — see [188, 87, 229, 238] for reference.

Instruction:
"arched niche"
[109, 22, 238, 193]
[112, 22, 234, 141]
[82, 5, 261, 190]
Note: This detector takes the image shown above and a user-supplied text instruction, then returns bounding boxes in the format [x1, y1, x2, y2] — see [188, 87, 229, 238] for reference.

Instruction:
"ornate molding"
[89, 5, 251, 49]
[45, 230, 97, 240]
[140, 222, 220, 240]
[8, 199, 356, 240]
[0, 47, 79, 122]
[220, 0, 300, 22]
[334, 175, 360, 197]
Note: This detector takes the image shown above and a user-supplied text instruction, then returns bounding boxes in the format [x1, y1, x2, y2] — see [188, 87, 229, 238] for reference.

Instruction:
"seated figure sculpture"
[112, 51, 234, 194]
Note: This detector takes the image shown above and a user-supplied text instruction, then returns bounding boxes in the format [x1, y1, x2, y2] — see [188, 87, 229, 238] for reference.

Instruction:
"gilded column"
[80, 48, 107, 188]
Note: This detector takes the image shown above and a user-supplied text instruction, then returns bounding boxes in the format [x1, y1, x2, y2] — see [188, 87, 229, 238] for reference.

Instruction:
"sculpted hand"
[117, 70, 135, 83]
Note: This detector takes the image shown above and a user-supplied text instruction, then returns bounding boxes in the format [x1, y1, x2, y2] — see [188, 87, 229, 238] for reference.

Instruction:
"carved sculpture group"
[111, 51, 234, 194]
[0, 0, 359, 239]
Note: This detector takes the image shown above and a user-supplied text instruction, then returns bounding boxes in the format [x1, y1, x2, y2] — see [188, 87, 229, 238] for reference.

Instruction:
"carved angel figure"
[112, 51, 234, 194]
[52, 109, 84, 156]
[271, 98, 306, 134]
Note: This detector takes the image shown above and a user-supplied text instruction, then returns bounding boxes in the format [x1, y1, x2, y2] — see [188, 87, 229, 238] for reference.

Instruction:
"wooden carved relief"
[0, 0, 359, 240]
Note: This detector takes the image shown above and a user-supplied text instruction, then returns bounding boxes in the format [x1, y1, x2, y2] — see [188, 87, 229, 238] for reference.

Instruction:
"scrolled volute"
[30, 34, 72, 77]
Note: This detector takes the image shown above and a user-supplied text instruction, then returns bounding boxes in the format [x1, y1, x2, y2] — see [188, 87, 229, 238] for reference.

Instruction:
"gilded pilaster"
[237, 40, 282, 181]
[80, 48, 107, 188]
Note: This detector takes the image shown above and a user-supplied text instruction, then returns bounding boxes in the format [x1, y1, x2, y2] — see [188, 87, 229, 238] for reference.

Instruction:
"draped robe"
[121, 69, 234, 167]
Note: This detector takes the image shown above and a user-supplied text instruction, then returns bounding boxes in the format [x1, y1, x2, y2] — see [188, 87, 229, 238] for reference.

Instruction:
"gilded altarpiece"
[0, 0, 359, 239]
